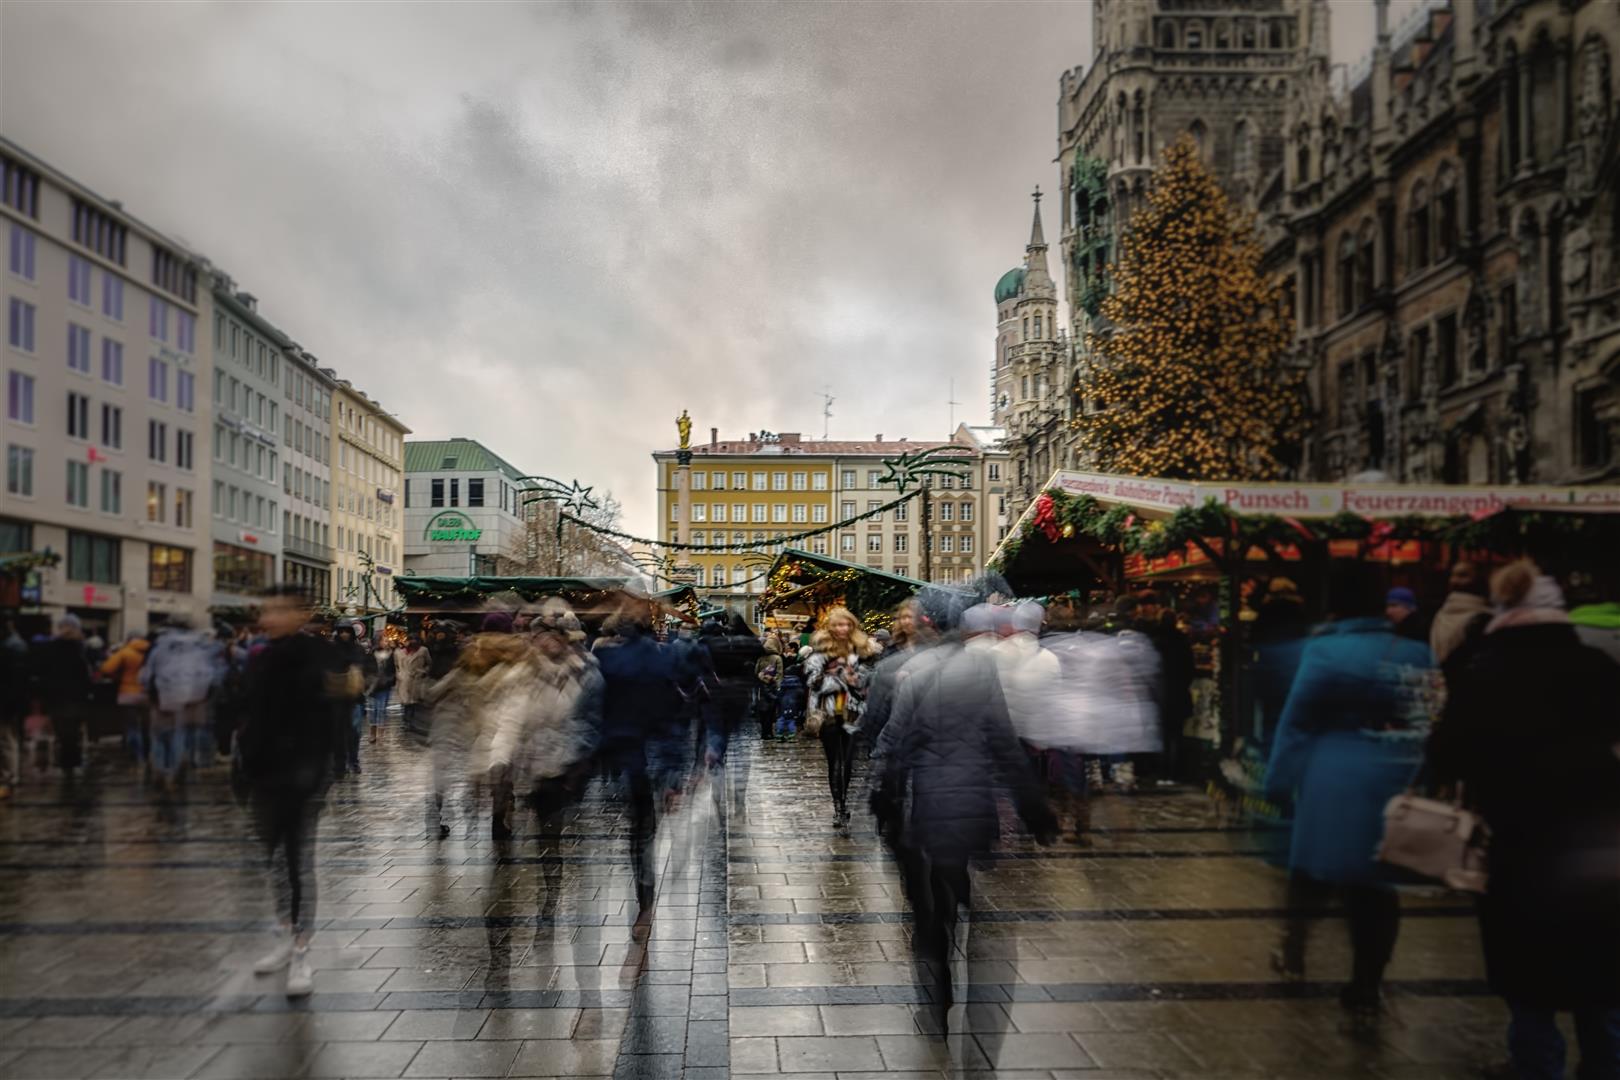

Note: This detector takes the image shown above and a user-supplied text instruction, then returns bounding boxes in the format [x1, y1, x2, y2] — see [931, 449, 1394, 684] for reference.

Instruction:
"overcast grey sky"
[0, 1, 1405, 535]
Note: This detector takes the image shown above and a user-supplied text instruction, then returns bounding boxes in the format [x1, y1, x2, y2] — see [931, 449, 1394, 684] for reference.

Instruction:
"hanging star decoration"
[517, 476, 601, 516]
[875, 446, 973, 492]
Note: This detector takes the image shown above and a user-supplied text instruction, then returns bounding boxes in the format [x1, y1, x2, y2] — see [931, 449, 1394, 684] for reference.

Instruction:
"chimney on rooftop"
[876, 434, 883, 442]
[710, 427, 718, 448]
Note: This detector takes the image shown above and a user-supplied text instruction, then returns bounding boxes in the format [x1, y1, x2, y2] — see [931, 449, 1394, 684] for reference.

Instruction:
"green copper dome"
[994, 266, 1025, 304]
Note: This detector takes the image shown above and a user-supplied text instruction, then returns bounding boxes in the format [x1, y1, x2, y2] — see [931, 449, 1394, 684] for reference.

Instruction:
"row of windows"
[283, 462, 331, 510]
[211, 480, 278, 533]
[71, 200, 128, 266]
[9, 232, 130, 322]
[1, 155, 41, 219]
[681, 467, 979, 492]
[150, 245, 197, 304]
[212, 423, 277, 483]
[6, 446, 194, 528]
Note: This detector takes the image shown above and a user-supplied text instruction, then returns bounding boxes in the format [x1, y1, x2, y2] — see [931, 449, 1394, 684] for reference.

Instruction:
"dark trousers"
[905, 850, 971, 1010]
[254, 787, 323, 932]
[50, 704, 85, 772]
[1280, 875, 1400, 1002]
[1508, 1003, 1620, 1080]
[820, 724, 855, 813]
[625, 763, 656, 912]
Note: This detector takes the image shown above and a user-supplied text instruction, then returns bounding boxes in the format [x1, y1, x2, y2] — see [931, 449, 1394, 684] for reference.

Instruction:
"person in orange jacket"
[100, 633, 151, 768]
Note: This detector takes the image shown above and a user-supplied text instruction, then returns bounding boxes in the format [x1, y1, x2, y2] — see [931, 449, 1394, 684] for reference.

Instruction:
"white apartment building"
[402, 438, 535, 578]
[329, 379, 407, 613]
[208, 280, 284, 613]
[2, 137, 212, 638]
[280, 348, 334, 603]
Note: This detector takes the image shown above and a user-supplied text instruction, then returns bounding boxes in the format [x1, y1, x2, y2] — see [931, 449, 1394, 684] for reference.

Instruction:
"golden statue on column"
[676, 410, 692, 450]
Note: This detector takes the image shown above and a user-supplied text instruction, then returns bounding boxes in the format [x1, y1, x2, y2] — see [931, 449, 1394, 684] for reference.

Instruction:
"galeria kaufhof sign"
[1050, 471, 1620, 519]
[423, 511, 482, 542]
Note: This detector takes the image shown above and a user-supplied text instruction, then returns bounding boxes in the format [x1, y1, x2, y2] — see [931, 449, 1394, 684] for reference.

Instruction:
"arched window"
[1022, 316, 1030, 340]
[1338, 233, 1358, 317]
[1409, 181, 1431, 271]
[1159, 21, 1177, 50]
[735, 565, 749, 592]
[1435, 163, 1459, 258]
[1296, 128, 1311, 183]
[712, 565, 727, 588]
[1214, 19, 1230, 49]
[1186, 20, 1204, 49]
[1528, 33, 1560, 164]
[1238, 19, 1256, 48]
[1034, 312, 1043, 338]
[1132, 92, 1145, 164]
[1322, 118, 1340, 175]
[1357, 219, 1377, 302]
[1233, 119, 1254, 176]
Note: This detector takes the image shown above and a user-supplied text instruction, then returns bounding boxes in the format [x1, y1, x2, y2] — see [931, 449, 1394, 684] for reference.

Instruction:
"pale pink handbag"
[1376, 784, 1490, 893]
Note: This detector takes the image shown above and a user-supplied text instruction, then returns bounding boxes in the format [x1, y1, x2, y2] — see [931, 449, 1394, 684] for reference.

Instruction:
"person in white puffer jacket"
[142, 616, 224, 791]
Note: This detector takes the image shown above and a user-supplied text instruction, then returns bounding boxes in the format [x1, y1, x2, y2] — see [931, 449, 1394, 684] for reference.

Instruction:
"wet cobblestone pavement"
[0, 728, 1512, 1079]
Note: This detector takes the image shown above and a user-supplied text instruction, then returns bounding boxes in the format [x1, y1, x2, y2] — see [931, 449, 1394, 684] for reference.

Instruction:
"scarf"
[1486, 574, 1570, 634]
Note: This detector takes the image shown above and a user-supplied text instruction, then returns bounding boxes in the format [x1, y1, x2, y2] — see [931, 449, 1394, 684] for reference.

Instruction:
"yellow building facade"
[329, 380, 408, 613]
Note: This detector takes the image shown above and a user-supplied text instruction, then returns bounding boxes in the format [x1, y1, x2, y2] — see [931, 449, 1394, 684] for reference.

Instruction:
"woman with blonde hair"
[804, 606, 882, 827]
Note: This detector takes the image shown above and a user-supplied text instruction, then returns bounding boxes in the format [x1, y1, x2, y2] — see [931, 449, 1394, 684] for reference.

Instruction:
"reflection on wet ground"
[0, 728, 1506, 1078]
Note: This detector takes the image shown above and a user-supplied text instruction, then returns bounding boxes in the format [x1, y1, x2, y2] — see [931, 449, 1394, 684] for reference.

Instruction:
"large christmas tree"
[1075, 135, 1305, 480]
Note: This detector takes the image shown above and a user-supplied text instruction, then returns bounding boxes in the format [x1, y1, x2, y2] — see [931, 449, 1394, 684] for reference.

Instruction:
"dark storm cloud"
[0, 1, 1398, 534]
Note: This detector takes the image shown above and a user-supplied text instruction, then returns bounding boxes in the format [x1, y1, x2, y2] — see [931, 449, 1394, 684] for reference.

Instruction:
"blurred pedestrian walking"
[237, 584, 339, 998]
[1430, 560, 1620, 1080]
[596, 611, 682, 919]
[871, 596, 1053, 1030]
[1429, 561, 1492, 670]
[142, 617, 222, 792]
[396, 633, 431, 740]
[31, 614, 92, 778]
[100, 631, 150, 769]
[330, 622, 370, 776]
[1263, 568, 1435, 1031]
[367, 637, 396, 744]
[0, 619, 29, 799]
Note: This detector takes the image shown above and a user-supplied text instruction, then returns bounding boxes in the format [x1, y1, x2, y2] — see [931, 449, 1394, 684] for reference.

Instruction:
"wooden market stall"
[991, 469, 1620, 791]
[757, 548, 932, 638]
[393, 575, 692, 635]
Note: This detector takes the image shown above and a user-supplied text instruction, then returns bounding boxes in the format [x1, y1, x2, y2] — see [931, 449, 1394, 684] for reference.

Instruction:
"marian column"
[674, 410, 694, 574]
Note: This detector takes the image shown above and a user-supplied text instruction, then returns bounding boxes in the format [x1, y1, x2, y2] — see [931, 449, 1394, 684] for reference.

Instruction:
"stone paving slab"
[0, 728, 1517, 1079]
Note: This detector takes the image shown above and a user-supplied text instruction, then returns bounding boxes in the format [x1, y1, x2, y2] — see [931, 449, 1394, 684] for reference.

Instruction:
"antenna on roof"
[948, 379, 962, 434]
[821, 388, 835, 440]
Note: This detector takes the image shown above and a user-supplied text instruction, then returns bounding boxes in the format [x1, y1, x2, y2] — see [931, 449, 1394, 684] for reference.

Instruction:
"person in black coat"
[31, 614, 93, 775]
[237, 584, 340, 998]
[871, 599, 1054, 1030]
[1429, 561, 1620, 1079]
[697, 615, 765, 766]
[596, 614, 681, 918]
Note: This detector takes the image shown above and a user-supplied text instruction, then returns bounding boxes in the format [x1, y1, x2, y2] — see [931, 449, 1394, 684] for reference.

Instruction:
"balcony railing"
[284, 534, 335, 564]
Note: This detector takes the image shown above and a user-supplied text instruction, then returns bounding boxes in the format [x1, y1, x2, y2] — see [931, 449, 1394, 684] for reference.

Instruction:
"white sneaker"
[252, 934, 294, 975]
[285, 948, 313, 997]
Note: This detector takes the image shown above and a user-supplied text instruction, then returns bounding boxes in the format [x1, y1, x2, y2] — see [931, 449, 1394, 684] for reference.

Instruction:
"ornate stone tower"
[994, 190, 1072, 499]
[1057, 0, 1318, 343]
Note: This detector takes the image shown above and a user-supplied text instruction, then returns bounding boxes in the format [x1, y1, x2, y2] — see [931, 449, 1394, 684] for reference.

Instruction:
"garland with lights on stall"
[992, 488, 1616, 572]
[757, 557, 916, 634]
[556, 488, 922, 553]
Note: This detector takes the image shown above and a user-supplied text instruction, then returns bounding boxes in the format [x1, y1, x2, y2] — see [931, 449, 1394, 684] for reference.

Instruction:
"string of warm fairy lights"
[1075, 134, 1306, 481]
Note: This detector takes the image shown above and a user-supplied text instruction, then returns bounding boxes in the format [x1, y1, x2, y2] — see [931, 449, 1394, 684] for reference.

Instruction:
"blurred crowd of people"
[1, 555, 1615, 1077]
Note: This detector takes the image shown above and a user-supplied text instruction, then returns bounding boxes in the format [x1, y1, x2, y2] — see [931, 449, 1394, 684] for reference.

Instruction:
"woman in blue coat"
[1264, 567, 1435, 1027]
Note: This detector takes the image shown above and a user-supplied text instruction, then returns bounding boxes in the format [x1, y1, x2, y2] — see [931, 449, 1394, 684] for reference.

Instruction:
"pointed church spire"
[1028, 186, 1047, 250]
[1024, 186, 1053, 294]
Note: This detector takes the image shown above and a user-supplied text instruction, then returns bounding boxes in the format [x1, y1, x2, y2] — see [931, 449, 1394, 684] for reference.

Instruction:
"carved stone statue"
[1563, 224, 1593, 297]
[1571, 39, 1612, 192]
[676, 410, 692, 450]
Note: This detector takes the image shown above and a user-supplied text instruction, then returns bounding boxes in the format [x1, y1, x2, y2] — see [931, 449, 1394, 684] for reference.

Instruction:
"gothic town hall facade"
[993, 0, 1619, 496]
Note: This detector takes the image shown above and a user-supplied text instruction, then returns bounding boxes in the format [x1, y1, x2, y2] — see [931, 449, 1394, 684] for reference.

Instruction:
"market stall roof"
[992, 468, 1620, 573]
[393, 575, 653, 616]
[759, 548, 931, 621]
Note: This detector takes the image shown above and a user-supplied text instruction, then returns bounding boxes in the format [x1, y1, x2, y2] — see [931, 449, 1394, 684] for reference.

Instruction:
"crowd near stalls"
[6, 523, 1618, 1070]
